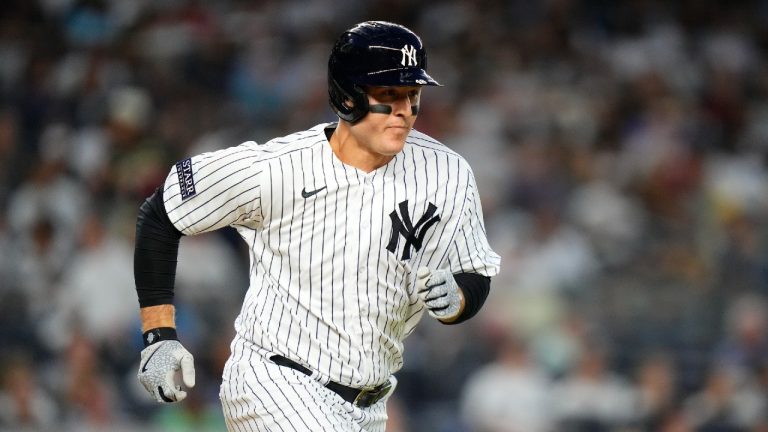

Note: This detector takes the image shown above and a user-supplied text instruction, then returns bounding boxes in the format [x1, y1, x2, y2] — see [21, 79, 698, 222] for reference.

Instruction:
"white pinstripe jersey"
[163, 122, 500, 388]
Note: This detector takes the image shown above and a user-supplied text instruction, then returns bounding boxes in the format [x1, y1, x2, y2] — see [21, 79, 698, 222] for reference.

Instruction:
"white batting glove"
[138, 340, 195, 403]
[416, 267, 464, 321]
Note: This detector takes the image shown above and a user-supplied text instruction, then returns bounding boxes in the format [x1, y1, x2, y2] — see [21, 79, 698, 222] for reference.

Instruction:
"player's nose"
[391, 96, 414, 117]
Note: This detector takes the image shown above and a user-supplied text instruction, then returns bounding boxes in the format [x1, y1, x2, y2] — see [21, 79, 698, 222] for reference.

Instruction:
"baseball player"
[133, 21, 500, 431]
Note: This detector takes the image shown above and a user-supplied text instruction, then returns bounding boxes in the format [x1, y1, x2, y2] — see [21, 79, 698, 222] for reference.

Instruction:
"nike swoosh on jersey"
[301, 186, 327, 198]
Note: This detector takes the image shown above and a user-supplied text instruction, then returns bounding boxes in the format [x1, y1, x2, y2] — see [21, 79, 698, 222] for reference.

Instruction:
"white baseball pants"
[219, 354, 394, 431]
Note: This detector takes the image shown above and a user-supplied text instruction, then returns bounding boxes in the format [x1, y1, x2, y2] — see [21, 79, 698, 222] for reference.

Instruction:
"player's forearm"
[141, 304, 176, 332]
[134, 186, 183, 308]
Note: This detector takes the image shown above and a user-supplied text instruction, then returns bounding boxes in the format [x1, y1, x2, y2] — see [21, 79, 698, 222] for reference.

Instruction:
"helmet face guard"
[328, 21, 441, 123]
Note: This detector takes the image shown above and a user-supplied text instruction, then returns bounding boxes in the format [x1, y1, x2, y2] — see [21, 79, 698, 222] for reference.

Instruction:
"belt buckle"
[353, 379, 392, 408]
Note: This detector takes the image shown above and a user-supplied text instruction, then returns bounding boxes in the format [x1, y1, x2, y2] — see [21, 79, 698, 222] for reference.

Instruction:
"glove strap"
[142, 327, 178, 347]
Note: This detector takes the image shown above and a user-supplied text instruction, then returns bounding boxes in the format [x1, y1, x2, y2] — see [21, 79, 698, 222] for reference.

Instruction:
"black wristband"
[142, 327, 178, 347]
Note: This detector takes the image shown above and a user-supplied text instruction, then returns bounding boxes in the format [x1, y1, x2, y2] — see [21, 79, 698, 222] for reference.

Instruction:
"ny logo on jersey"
[386, 200, 441, 260]
[401, 44, 418, 66]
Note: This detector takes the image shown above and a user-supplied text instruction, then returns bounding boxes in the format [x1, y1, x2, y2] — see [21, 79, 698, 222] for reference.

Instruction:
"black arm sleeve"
[134, 186, 183, 308]
[444, 272, 491, 325]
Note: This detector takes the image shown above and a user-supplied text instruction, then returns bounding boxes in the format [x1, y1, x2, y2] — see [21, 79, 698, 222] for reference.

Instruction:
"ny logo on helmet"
[386, 200, 441, 260]
[401, 44, 418, 66]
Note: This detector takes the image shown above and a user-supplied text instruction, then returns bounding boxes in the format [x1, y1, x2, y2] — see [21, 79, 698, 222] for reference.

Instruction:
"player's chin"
[379, 134, 408, 154]
[378, 141, 406, 156]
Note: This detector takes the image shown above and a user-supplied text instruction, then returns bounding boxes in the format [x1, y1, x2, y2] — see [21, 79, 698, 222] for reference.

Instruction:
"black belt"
[269, 355, 391, 408]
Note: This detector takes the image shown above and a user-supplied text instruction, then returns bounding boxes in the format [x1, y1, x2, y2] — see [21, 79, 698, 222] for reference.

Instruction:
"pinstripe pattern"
[220, 353, 390, 431]
[162, 122, 500, 430]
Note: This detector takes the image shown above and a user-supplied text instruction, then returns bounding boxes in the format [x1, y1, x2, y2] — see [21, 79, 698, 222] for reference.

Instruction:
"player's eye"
[382, 89, 399, 100]
[369, 87, 419, 104]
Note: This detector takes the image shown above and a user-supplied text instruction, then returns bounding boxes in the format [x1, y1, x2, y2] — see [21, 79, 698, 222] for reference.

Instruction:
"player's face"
[350, 86, 421, 157]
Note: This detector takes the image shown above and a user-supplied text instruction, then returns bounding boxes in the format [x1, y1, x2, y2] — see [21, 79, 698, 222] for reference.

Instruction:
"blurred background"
[1, 0, 768, 431]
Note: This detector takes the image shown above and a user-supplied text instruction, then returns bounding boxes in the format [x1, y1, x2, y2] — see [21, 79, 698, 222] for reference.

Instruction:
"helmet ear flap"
[328, 76, 369, 123]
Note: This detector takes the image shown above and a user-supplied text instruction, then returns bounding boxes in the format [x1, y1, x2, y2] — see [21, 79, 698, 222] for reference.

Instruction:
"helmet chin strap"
[369, 104, 419, 115]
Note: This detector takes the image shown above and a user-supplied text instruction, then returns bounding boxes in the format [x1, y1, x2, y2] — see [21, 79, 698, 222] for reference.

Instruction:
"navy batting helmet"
[328, 21, 441, 123]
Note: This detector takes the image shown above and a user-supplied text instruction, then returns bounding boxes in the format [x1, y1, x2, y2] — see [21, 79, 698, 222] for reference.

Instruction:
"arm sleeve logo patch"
[175, 158, 196, 200]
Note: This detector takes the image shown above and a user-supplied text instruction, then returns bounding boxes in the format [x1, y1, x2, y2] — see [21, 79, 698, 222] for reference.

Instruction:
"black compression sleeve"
[445, 272, 491, 325]
[134, 186, 183, 308]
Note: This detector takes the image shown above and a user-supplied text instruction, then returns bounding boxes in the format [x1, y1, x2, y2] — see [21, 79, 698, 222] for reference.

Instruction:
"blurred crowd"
[1, 0, 767, 431]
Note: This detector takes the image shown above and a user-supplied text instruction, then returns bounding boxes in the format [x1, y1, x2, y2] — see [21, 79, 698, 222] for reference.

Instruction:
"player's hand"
[137, 340, 195, 403]
[416, 267, 464, 322]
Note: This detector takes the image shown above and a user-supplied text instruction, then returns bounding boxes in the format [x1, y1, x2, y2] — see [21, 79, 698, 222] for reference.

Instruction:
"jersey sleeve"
[446, 169, 501, 277]
[162, 142, 264, 235]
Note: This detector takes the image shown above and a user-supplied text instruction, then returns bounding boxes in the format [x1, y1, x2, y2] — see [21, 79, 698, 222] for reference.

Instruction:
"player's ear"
[343, 99, 354, 109]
